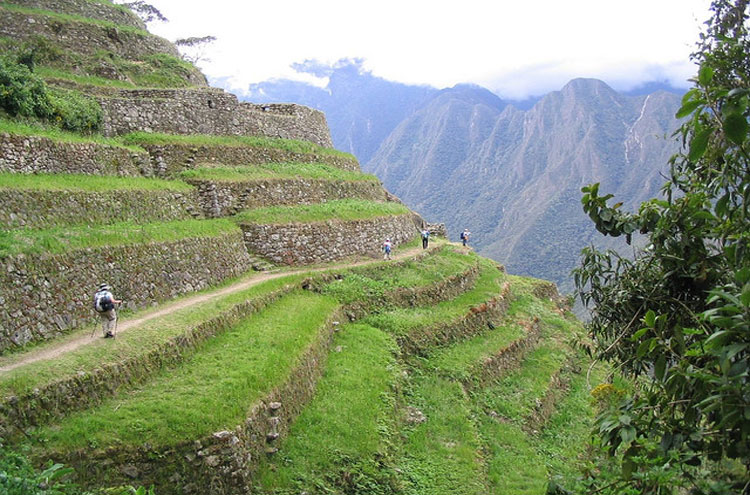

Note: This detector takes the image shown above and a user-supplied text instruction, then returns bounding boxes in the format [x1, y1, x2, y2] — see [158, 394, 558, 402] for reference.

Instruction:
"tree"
[120, 1, 168, 25]
[175, 35, 217, 65]
[572, 1, 749, 493]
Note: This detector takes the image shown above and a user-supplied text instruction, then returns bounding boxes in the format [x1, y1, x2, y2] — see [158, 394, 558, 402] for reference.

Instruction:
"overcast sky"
[141, 0, 712, 99]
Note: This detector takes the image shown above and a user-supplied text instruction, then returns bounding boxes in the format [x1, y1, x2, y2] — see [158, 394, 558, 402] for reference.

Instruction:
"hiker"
[383, 238, 393, 260]
[93, 283, 122, 338]
[421, 228, 430, 249]
[460, 229, 471, 247]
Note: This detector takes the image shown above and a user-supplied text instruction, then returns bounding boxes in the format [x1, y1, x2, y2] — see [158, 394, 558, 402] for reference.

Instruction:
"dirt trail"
[0, 245, 433, 373]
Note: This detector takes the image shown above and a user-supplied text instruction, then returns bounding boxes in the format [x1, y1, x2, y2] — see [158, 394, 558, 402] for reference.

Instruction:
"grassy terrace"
[37, 66, 138, 89]
[257, 323, 400, 493]
[121, 131, 355, 159]
[179, 163, 378, 182]
[233, 199, 410, 225]
[362, 256, 504, 340]
[0, 119, 143, 151]
[34, 292, 339, 448]
[0, 218, 237, 257]
[322, 247, 476, 304]
[0, 3, 153, 36]
[0, 172, 193, 192]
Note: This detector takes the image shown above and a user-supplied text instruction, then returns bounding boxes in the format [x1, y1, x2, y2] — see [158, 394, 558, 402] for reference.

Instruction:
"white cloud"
[142, 0, 711, 98]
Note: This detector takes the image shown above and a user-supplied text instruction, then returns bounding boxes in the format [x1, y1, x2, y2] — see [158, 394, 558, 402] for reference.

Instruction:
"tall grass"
[233, 199, 410, 224]
[0, 218, 239, 257]
[35, 292, 339, 448]
[0, 172, 192, 192]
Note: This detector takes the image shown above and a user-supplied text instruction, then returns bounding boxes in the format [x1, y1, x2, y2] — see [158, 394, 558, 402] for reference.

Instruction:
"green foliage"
[46, 87, 102, 133]
[572, 1, 750, 492]
[0, 443, 155, 495]
[0, 55, 101, 132]
[0, 56, 52, 119]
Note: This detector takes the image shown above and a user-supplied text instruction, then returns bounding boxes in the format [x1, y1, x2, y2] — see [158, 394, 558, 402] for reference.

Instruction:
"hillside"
[366, 79, 683, 293]
[0, 1, 603, 494]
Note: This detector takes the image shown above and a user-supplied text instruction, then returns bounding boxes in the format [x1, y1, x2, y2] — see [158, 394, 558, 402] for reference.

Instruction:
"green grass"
[121, 131, 355, 159]
[257, 323, 400, 494]
[178, 163, 378, 183]
[0, 172, 193, 192]
[0, 118, 143, 151]
[397, 374, 487, 495]
[36, 66, 137, 89]
[0, 218, 239, 258]
[480, 419, 548, 494]
[34, 292, 339, 448]
[474, 342, 569, 424]
[0, 273, 306, 398]
[363, 257, 504, 339]
[322, 247, 476, 305]
[232, 199, 410, 225]
[0, 4, 152, 37]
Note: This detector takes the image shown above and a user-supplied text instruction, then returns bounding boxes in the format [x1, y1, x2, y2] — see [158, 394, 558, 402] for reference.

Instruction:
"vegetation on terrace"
[0, 217, 237, 257]
[0, 3, 153, 36]
[179, 163, 379, 183]
[34, 292, 339, 448]
[0, 172, 192, 191]
[0, 119, 142, 150]
[233, 199, 410, 225]
[121, 131, 355, 159]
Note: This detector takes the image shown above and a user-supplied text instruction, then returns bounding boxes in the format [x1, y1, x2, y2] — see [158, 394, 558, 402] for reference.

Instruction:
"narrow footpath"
[0, 244, 439, 373]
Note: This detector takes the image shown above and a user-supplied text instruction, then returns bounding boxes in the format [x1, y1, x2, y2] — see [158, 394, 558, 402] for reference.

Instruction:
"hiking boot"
[104, 332, 114, 338]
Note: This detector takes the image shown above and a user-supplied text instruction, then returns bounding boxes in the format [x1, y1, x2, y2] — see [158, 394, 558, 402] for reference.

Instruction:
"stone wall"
[0, 231, 252, 352]
[0, 188, 202, 229]
[7, 0, 145, 29]
[239, 214, 417, 265]
[0, 8, 179, 59]
[97, 89, 334, 148]
[189, 178, 388, 218]
[142, 142, 359, 176]
[0, 133, 150, 176]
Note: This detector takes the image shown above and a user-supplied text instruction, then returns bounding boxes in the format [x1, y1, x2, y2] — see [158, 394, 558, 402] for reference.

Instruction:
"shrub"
[48, 87, 102, 133]
[0, 56, 52, 118]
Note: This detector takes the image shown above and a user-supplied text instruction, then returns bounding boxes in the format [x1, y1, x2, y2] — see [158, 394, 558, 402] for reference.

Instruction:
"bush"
[0, 56, 102, 133]
[48, 87, 102, 133]
[0, 56, 52, 118]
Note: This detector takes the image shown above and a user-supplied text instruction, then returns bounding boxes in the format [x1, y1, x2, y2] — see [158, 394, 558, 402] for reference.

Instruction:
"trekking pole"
[112, 301, 122, 338]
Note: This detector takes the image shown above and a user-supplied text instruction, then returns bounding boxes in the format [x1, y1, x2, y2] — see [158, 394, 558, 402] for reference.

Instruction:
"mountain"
[366, 79, 684, 293]
[236, 59, 438, 163]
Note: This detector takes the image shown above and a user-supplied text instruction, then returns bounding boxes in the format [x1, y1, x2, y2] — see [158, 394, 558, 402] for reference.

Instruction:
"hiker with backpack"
[93, 283, 122, 338]
[460, 229, 471, 247]
[383, 238, 393, 260]
[421, 228, 430, 249]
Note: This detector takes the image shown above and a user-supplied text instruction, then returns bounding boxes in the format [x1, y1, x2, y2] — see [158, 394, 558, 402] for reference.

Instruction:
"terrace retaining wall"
[190, 178, 388, 218]
[239, 214, 417, 266]
[0, 188, 202, 229]
[0, 231, 252, 352]
[141, 143, 359, 176]
[0, 133, 150, 176]
[98, 90, 333, 147]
